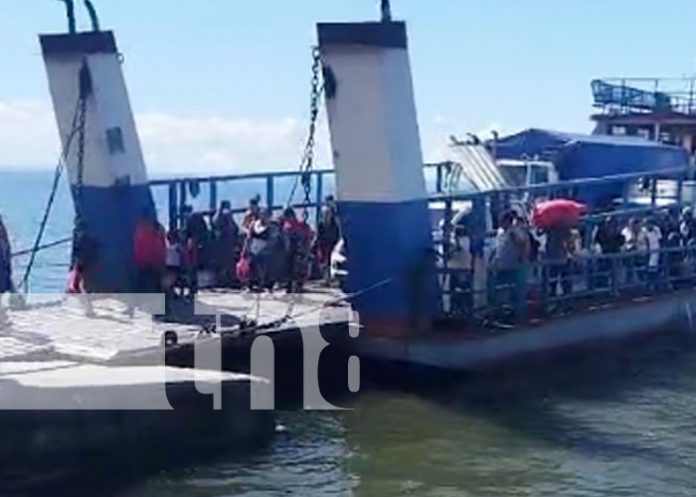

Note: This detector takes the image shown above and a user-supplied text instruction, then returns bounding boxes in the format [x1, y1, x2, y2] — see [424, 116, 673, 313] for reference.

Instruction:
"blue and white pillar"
[41, 31, 155, 292]
[318, 21, 439, 336]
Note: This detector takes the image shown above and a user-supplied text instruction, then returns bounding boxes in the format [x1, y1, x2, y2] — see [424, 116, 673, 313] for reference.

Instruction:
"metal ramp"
[449, 141, 508, 193]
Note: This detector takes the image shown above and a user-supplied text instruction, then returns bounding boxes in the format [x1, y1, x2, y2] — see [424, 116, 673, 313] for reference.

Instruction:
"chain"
[16, 62, 91, 292]
[18, 95, 83, 292]
[75, 62, 91, 220]
[289, 47, 323, 222]
[75, 94, 87, 215]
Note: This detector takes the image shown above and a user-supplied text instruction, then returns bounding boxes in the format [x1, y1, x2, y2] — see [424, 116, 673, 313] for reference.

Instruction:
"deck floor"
[0, 286, 350, 365]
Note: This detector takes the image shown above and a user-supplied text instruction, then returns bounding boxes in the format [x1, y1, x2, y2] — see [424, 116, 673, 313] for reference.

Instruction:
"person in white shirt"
[447, 226, 473, 315]
[621, 218, 649, 286]
[644, 218, 663, 291]
[621, 218, 649, 254]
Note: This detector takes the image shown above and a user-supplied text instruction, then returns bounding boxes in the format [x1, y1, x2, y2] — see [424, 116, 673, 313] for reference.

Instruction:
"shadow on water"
[4, 441, 280, 497]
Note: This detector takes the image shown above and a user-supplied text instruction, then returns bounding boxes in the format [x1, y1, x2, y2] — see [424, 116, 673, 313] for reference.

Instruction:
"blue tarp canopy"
[493, 129, 689, 205]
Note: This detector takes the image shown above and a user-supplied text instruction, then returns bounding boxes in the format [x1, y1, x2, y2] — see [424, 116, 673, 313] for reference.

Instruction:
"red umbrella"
[532, 199, 588, 229]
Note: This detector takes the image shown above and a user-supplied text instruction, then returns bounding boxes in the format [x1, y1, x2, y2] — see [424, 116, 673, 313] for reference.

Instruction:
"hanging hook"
[57, 0, 77, 34]
[380, 0, 392, 22]
[83, 0, 101, 32]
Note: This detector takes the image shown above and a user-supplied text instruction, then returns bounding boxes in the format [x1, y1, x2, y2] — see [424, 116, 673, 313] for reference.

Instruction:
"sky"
[2, 0, 696, 176]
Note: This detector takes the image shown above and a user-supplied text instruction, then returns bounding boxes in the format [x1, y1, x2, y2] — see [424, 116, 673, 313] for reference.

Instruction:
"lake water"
[3, 170, 696, 496]
[117, 338, 696, 497]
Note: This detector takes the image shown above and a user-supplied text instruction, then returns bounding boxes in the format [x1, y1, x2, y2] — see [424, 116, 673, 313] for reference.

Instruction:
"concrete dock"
[0, 287, 355, 491]
[0, 361, 275, 493]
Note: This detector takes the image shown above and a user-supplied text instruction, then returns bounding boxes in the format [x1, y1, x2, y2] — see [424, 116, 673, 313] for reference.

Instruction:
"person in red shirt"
[282, 208, 314, 293]
[133, 212, 166, 294]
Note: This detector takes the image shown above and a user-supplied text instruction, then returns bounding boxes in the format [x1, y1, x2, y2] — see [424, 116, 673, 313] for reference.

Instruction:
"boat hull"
[352, 290, 696, 373]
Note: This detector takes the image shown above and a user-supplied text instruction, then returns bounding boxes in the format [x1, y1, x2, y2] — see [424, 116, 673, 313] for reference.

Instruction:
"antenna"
[83, 0, 101, 32]
[58, 0, 76, 34]
[380, 0, 392, 22]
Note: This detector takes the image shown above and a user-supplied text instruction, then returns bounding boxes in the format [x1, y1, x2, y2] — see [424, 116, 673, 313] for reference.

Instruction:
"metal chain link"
[75, 94, 87, 214]
[289, 47, 323, 222]
[74, 61, 91, 222]
[17, 61, 91, 292]
[18, 93, 85, 292]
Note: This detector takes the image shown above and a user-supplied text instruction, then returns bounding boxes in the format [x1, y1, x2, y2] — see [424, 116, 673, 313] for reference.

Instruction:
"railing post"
[650, 178, 657, 207]
[266, 175, 274, 213]
[168, 183, 177, 233]
[471, 194, 489, 310]
[677, 176, 684, 204]
[316, 172, 324, 227]
[178, 181, 188, 228]
[443, 197, 453, 261]
[209, 180, 218, 212]
[541, 260, 548, 312]
[436, 163, 443, 194]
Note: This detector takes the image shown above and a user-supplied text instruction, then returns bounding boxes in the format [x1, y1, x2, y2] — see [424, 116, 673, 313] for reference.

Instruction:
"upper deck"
[591, 78, 696, 153]
[592, 78, 696, 118]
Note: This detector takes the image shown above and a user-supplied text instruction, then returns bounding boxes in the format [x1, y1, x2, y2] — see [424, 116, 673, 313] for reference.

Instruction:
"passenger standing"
[493, 211, 529, 322]
[622, 217, 648, 285]
[679, 207, 696, 244]
[593, 216, 624, 289]
[644, 218, 663, 291]
[679, 207, 696, 280]
[212, 201, 240, 286]
[543, 224, 573, 303]
[242, 196, 262, 233]
[265, 213, 287, 291]
[282, 208, 314, 294]
[164, 229, 185, 300]
[184, 209, 212, 270]
[665, 230, 683, 284]
[69, 218, 99, 293]
[133, 213, 166, 294]
[248, 210, 272, 291]
[594, 217, 624, 255]
[448, 225, 473, 315]
[316, 197, 341, 282]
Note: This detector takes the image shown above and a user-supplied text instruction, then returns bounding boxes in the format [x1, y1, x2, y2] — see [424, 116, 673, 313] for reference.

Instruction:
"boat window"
[106, 127, 125, 155]
[531, 165, 549, 185]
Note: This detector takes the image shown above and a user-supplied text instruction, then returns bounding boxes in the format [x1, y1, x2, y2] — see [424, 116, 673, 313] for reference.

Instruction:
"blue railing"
[433, 167, 695, 323]
[591, 78, 696, 115]
[149, 162, 458, 230]
[440, 245, 696, 324]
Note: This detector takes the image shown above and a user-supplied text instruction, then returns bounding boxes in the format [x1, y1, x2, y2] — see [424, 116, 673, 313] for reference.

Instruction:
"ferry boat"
[8, 1, 696, 383]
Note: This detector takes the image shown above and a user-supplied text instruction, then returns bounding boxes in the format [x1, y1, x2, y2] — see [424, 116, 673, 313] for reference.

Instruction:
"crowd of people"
[125, 195, 342, 304]
[446, 204, 696, 323]
[14, 184, 696, 325]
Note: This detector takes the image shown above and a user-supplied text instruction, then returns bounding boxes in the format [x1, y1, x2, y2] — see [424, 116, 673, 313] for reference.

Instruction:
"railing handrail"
[148, 162, 451, 188]
[148, 168, 333, 187]
[439, 242, 696, 321]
